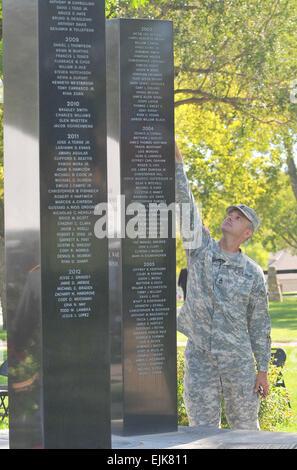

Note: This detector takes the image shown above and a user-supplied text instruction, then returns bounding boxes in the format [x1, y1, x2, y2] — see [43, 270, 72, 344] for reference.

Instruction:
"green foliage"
[175, 237, 186, 275]
[0, 40, 2, 76]
[261, 173, 297, 254]
[243, 241, 270, 270]
[222, 363, 292, 431]
[177, 350, 188, 426]
[119, 0, 297, 125]
[258, 364, 293, 431]
[119, 0, 297, 254]
[106, 0, 148, 18]
[177, 350, 293, 431]
[176, 106, 284, 242]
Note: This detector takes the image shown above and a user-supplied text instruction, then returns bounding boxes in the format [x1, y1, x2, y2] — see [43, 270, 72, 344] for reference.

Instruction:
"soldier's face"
[221, 209, 253, 242]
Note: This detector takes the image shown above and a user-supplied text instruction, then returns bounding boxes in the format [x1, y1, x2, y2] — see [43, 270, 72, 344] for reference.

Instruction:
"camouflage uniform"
[175, 162, 271, 430]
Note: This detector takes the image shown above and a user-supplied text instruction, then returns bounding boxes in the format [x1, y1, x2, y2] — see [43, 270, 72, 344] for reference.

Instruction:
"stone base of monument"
[1, 426, 297, 449]
[112, 426, 297, 449]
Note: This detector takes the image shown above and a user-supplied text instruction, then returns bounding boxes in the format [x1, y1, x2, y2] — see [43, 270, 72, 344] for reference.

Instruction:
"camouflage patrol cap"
[226, 204, 260, 232]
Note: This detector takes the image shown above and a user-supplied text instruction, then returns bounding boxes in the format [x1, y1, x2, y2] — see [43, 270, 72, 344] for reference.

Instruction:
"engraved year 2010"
[67, 101, 80, 107]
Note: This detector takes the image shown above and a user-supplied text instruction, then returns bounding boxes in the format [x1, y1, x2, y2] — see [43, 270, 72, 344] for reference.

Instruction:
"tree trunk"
[282, 131, 297, 203]
[287, 153, 297, 203]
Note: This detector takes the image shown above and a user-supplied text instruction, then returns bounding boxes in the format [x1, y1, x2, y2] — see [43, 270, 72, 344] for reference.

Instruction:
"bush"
[177, 350, 293, 431]
[258, 364, 292, 431]
[177, 349, 189, 426]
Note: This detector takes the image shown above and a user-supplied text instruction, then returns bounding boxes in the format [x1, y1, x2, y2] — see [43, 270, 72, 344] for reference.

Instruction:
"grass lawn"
[269, 298, 297, 343]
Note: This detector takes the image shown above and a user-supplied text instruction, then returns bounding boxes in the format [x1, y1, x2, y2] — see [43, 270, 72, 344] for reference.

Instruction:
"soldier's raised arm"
[174, 141, 210, 262]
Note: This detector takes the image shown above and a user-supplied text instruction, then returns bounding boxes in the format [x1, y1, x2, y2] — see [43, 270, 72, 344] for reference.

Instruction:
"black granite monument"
[106, 18, 177, 435]
[4, 0, 110, 448]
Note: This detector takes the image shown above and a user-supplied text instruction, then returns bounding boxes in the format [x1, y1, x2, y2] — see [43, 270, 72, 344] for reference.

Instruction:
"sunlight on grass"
[269, 299, 297, 343]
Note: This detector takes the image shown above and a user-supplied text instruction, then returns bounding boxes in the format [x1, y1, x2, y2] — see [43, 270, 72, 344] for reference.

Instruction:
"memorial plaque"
[106, 18, 177, 435]
[4, 0, 110, 448]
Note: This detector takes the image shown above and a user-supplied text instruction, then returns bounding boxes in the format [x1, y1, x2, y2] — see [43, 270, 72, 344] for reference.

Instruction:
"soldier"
[175, 142, 271, 430]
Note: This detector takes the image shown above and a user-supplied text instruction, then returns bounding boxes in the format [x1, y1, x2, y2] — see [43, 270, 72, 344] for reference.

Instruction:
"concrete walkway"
[1, 426, 297, 449]
[112, 426, 297, 449]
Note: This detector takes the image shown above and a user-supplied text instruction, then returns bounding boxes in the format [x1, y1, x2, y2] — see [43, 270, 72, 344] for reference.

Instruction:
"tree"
[176, 105, 283, 232]
[118, 0, 297, 124]
[261, 173, 297, 253]
[106, 0, 148, 18]
[280, 129, 297, 203]
[117, 0, 297, 260]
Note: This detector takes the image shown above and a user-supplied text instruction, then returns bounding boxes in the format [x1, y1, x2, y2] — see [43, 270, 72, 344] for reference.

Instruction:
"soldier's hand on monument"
[254, 371, 269, 398]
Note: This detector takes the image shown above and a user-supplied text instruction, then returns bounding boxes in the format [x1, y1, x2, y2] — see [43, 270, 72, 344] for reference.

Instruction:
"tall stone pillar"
[268, 266, 283, 302]
[106, 18, 177, 436]
[4, 0, 110, 448]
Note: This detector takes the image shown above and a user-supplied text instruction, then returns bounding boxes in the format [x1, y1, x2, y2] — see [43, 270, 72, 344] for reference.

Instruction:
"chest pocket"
[226, 270, 254, 305]
[214, 266, 253, 303]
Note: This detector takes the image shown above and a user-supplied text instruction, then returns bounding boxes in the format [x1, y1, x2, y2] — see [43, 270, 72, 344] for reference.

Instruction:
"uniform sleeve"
[175, 162, 210, 263]
[246, 274, 271, 372]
